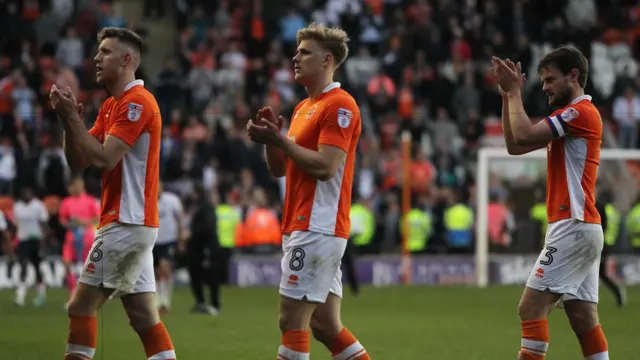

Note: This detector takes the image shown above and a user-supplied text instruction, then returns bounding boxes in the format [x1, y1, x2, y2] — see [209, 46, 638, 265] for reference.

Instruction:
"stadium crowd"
[0, 0, 639, 259]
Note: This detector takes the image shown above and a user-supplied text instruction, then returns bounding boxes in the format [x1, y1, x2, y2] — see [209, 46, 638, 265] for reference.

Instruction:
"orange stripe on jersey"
[543, 95, 601, 224]
[88, 80, 161, 228]
[281, 83, 361, 239]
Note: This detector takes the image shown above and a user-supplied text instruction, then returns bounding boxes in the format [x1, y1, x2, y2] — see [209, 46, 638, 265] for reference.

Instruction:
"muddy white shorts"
[79, 223, 158, 297]
[526, 219, 603, 304]
[279, 231, 347, 303]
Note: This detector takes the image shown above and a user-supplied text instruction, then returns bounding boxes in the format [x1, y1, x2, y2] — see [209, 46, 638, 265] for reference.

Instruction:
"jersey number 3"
[539, 245, 557, 266]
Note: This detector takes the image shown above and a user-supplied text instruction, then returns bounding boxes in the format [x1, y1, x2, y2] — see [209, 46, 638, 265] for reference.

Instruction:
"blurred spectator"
[612, 85, 640, 148]
[5, 0, 640, 258]
[0, 138, 16, 195]
[55, 28, 85, 81]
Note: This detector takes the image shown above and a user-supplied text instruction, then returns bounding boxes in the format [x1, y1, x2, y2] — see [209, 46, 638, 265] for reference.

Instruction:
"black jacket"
[189, 199, 219, 248]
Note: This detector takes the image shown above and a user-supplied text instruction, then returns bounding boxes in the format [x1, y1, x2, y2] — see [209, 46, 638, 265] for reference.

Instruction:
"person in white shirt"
[612, 85, 640, 148]
[153, 182, 186, 313]
[0, 209, 12, 280]
[13, 186, 49, 307]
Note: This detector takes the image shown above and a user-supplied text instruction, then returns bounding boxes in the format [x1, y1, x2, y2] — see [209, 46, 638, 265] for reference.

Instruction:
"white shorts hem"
[525, 283, 578, 296]
[525, 284, 599, 304]
[279, 289, 328, 304]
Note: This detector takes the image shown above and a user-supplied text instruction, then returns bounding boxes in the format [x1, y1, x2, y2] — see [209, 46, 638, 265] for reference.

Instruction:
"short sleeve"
[317, 97, 360, 152]
[545, 105, 595, 139]
[39, 202, 49, 221]
[108, 94, 151, 146]
[88, 107, 105, 139]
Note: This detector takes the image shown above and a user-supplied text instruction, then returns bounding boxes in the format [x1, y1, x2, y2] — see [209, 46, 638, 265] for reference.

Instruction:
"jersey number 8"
[289, 248, 305, 271]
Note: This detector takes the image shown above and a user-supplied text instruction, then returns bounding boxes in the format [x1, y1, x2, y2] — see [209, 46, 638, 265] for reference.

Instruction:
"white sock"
[277, 346, 309, 360]
[37, 283, 46, 297]
[166, 277, 173, 307]
[157, 280, 167, 307]
[15, 283, 27, 304]
[586, 352, 609, 359]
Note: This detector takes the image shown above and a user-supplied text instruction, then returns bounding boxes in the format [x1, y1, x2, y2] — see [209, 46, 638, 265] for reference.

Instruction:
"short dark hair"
[97, 27, 143, 54]
[537, 45, 589, 88]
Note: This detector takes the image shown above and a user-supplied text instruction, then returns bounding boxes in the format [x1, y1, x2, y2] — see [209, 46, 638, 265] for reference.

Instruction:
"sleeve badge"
[127, 102, 144, 121]
[337, 108, 353, 128]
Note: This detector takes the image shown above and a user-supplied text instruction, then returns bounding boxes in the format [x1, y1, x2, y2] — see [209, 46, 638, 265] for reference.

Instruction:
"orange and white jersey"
[88, 80, 161, 229]
[281, 82, 361, 239]
[544, 95, 602, 224]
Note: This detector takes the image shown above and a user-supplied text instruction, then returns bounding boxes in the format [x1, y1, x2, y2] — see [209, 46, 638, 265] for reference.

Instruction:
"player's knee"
[67, 285, 106, 317]
[67, 297, 97, 317]
[518, 287, 558, 320]
[278, 309, 304, 333]
[309, 317, 341, 345]
[518, 296, 547, 321]
[122, 294, 160, 332]
[279, 297, 314, 332]
[127, 311, 160, 332]
[564, 300, 598, 334]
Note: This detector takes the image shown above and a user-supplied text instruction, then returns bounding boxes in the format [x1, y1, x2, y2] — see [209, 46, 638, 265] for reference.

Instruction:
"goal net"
[475, 147, 640, 287]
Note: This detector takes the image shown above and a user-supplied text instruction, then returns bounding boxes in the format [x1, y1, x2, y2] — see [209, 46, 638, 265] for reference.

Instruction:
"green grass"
[0, 286, 637, 359]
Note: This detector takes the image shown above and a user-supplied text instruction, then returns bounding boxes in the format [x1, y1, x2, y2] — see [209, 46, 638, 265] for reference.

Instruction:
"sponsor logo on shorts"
[287, 274, 299, 287]
[535, 267, 544, 278]
[86, 262, 96, 274]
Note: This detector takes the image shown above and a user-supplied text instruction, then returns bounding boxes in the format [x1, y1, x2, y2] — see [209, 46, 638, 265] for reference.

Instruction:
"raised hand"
[50, 85, 79, 120]
[491, 57, 526, 95]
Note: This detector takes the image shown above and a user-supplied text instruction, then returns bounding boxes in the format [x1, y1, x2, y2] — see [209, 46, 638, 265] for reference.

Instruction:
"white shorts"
[79, 223, 158, 297]
[279, 231, 347, 303]
[526, 219, 603, 304]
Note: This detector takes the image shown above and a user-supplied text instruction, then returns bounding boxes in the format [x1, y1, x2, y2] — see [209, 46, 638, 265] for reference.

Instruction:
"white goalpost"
[475, 147, 640, 287]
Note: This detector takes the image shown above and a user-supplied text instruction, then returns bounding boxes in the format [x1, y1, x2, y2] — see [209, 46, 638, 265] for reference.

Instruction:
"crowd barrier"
[1, 254, 639, 289]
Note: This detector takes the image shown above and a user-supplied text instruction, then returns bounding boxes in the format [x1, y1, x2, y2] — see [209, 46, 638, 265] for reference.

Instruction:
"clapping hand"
[247, 107, 285, 145]
[491, 57, 526, 96]
[50, 85, 83, 121]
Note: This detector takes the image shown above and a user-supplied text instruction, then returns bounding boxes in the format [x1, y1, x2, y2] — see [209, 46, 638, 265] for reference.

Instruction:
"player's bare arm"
[499, 87, 546, 155]
[278, 139, 345, 181]
[264, 145, 286, 177]
[51, 85, 131, 171]
[493, 57, 554, 148]
[51, 86, 88, 172]
[255, 107, 288, 177]
[248, 118, 345, 181]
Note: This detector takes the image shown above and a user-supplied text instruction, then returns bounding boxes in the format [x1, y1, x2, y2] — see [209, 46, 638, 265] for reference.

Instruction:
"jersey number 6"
[89, 241, 104, 262]
[539, 245, 557, 266]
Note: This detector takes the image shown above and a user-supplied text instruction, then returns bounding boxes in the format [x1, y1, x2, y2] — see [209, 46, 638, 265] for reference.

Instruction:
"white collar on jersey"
[124, 79, 145, 91]
[323, 82, 341, 93]
[571, 94, 592, 104]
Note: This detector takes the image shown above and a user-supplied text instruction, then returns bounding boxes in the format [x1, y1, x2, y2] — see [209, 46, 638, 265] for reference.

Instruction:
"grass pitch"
[0, 285, 637, 359]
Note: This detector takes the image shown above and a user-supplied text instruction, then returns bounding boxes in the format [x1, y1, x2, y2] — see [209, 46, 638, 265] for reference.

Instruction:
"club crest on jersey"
[560, 107, 579, 122]
[337, 108, 352, 128]
[127, 102, 144, 121]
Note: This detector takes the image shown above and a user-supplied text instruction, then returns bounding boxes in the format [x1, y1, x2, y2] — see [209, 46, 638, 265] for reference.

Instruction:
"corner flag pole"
[401, 131, 412, 285]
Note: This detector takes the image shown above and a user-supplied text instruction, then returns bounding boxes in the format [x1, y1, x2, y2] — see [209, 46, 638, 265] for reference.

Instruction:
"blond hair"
[296, 23, 350, 68]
